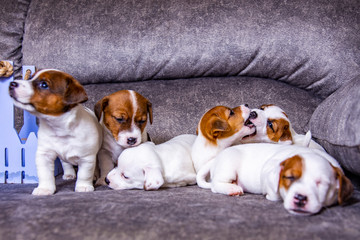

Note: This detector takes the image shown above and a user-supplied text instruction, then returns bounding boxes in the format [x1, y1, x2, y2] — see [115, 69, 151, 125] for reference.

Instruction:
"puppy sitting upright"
[94, 90, 153, 185]
[191, 105, 256, 173]
[9, 69, 102, 195]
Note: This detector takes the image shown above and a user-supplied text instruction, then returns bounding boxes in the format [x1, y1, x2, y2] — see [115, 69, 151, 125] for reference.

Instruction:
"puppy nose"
[249, 111, 257, 119]
[294, 193, 307, 207]
[127, 137, 137, 145]
[244, 104, 249, 108]
[104, 177, 110, 185]
[9, 81, 18, 90]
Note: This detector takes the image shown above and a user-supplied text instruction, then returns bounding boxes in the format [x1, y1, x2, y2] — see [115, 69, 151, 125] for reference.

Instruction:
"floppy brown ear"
[147, 100, 153, 124]
[94, 97, 109, 121]
[209, 117, 229, 139]
[333, 166, 354, 205]
[64, 77, 88, 104]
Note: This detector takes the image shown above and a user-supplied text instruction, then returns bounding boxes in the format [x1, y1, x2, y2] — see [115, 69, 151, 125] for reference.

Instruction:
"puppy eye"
[267, 120, 274, 131]
[283, 175, 296, 182]
[114, 117, 125, 123]
[121, 172, 129, 179]
[137, 120, 146, 125]
[229, 109, 235, 117]
[38, 81, 49, 90]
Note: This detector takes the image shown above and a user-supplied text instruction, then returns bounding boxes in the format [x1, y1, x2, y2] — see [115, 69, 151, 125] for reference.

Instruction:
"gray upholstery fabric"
[0, 178, 359, 240]
[22, 0, 360, 98]
[0, 0, 31, 78]
[310, 76, 360, 175]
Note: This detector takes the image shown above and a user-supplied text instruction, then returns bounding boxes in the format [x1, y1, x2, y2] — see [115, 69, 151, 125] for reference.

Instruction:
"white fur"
[106, 134, 197, 190]
[198, 143, 343, 215]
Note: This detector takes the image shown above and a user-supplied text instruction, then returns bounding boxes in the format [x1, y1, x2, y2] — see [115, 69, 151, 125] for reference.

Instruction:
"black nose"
[294, 193, 307, 207]
[249, 111, 257, 119]
[9, 81, 18, 90]
[104, 177, 110, 185]
[244, 104, 249, 108]
[127, 137, 137, 145]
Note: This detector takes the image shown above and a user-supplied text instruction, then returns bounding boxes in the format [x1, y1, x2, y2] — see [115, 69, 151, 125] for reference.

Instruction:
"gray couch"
[1, 0, 360, 239]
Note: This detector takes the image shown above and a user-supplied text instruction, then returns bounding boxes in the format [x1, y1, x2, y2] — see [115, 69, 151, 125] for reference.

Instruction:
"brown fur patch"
[199, 106, 245, 145]
[266, 118, 292, 142]
[30, 71, 87, 116]
[259, 104, 274, 110]
[331, 165, 354, 205]
[279, 155, 303, 191]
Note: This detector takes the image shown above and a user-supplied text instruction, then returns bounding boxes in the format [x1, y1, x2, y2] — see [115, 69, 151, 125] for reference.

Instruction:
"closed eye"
[283, 175, 296, 182]
[114, 116, 125, 123]
[121, 172, 129, 179]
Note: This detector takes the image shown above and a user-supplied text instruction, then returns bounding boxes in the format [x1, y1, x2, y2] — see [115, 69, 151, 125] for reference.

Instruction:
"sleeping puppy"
[9, 69, 102, 195]
[197, 143, 353, 215]
[240, 104, 324, 150]
[94, 90, 153, 186]
[191, 105, 256, 173]
[106, 134, 196, 190]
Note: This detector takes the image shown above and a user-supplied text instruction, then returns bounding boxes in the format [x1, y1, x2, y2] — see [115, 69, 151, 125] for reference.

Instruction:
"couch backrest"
[4, 0, 360, 98]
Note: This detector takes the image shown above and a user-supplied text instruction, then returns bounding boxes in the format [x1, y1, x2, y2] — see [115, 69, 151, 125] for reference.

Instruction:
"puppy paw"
[32, 187, 55, 196]
[228, 185, 244, 196]
[75, 185, 94, 192]
[62, 173, 76, 180]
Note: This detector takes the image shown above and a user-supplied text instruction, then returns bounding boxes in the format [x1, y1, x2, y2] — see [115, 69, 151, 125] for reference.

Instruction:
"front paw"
[75, 184, 94, 192]
[228, 185, 244, 196]
[32, 187, 55, 196]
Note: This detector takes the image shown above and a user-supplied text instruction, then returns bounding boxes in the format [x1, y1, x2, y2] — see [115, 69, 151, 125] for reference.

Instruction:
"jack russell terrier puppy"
[94, 90, 153, 186]
[240, 104, 324, 150]
[191, 105, 256, 173]
[9, 69, 102, 195]
[197, 143, 353, 215]
[106, 134, 196, 190]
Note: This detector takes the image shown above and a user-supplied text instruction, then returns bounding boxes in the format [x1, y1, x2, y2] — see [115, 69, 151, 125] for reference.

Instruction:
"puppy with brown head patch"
[197, 143, 353, 215]
[9, 69, 102, 195]
[94, 90, 153, 185]
[191, 105, 256, 173]
[240, 104, 324, 150]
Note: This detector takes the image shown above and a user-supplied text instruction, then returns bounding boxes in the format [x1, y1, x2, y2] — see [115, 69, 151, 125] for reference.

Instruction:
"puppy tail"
[196, 160, 213, 189]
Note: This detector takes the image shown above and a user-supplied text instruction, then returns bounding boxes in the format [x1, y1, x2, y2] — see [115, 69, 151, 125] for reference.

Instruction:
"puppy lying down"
[197, 143, 353, 215]
[106, 134, 197, 190]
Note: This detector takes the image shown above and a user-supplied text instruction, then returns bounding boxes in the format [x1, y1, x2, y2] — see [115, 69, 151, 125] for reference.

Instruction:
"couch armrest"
[309, 76, 360, 175]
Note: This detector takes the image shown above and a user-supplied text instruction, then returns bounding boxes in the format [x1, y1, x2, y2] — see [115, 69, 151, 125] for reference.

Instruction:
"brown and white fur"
[197, 143, 353, 215]
[240, 104, 324, 150]
[191, 105, 256, 173]
[94, 90, 153, 186]
[106, 134, 196, 190]
[9, 69, 102, 195]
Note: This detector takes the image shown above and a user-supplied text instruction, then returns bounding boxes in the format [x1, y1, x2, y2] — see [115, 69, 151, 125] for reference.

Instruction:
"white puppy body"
[107, 134, 197, 190]
[198, 143, 352, 215]
[9, 69, 102, 195]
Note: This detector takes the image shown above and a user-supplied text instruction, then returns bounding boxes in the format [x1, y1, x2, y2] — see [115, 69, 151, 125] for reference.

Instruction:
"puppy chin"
[12, 99, 36, 113]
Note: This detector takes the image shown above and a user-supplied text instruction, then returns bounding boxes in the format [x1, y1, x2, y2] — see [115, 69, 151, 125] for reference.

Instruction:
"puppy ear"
[94, 97, 109, 121]
[208, 117, 229, 139]
[333, 166, 354, 205]
[64, 77, 88, 104]
[143, 166, 164, 190]
[147, 100, 153, 124]
[261, 158, 283, 201]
